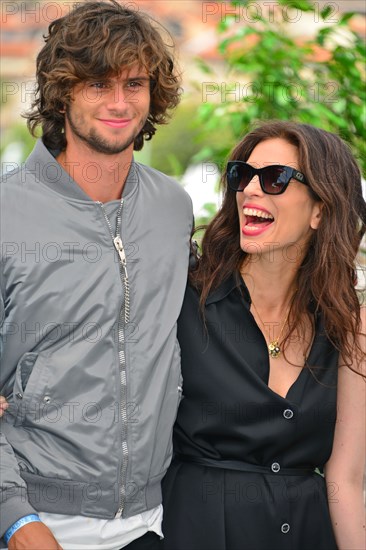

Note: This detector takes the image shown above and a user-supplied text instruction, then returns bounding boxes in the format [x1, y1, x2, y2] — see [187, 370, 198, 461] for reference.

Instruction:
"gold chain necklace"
[251, 302, 291, 359]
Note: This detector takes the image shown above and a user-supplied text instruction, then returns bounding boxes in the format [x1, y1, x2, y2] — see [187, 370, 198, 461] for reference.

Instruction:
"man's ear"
[310, 201, 323, 230]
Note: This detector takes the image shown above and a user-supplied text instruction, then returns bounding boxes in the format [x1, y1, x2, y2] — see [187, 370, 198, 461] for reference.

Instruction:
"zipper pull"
[114, 236, 126, 265]
[115, 507, 123, 519]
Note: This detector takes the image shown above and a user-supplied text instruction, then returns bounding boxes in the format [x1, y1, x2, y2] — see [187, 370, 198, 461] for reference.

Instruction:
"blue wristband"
[3, 514, 41, 544]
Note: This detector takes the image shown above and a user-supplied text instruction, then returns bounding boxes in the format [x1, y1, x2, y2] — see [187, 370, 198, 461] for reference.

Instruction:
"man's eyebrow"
[126, 76, 150, 81]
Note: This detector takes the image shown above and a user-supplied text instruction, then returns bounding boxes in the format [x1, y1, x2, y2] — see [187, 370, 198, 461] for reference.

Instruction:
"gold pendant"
[268, 341, 281, 358]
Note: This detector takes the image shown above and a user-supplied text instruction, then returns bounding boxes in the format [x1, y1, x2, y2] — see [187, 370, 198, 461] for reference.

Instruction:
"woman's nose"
[243, 174, 263, 196]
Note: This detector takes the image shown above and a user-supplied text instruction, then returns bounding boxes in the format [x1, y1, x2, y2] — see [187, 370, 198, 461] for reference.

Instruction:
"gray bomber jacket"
[0, 140, 193, 538]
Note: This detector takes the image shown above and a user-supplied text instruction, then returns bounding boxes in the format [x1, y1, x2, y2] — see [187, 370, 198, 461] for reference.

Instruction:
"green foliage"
[136, 99, 232, 177]
[197, 0, 366, 174]
[195, 202, 218, 228]
[135, 101, 203, 177]
[0, 122, 35, 162]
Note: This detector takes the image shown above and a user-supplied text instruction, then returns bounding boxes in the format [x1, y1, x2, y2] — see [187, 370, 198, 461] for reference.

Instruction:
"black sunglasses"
[227, 161, 309, 195]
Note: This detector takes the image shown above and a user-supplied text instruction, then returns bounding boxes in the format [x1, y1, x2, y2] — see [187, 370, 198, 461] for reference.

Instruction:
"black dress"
[162, 275, 338, 550]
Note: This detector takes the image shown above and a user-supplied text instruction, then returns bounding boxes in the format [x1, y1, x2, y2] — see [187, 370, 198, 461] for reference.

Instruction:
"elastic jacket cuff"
[0, 494, 37, 538]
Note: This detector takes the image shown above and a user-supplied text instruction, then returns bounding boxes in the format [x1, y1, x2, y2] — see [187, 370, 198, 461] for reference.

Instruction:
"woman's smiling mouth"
[242, 205, 274, 236]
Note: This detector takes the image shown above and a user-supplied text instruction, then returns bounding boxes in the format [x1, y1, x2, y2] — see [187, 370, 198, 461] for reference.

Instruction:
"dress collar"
[205, 272, 251, 307]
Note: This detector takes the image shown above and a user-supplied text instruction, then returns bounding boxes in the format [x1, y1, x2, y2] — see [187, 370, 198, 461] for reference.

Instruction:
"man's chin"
[69, 126, 137, 156]
[85, 138, 135, 155]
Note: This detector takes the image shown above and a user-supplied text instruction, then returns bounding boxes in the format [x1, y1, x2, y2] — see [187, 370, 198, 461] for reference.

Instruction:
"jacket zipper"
[97, 200, 130, 518]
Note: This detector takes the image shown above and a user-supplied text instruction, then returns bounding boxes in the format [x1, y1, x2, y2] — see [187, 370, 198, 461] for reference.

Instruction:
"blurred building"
[1, 0, 365, 118]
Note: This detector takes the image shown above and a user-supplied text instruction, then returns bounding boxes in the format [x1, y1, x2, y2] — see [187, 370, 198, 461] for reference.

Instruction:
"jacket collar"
[26, 139, 139, 202]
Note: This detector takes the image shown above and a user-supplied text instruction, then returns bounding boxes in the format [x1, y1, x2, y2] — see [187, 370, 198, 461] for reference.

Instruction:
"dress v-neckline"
[250, 309, 320, 402]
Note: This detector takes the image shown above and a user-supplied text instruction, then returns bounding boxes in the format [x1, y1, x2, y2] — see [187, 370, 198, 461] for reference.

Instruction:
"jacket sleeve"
[0, 433, 37, 537]
[0, 292, 37, 537]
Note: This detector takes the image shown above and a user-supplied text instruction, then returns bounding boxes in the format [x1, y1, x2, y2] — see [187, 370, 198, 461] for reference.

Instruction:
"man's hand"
[0, 395, 9, 416]
[8, 522, 63, 549]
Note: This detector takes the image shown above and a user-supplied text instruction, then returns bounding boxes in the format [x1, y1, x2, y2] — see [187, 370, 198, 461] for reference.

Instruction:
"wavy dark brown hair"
[25, 0, 181, 151]
[193, 121, 366, 371]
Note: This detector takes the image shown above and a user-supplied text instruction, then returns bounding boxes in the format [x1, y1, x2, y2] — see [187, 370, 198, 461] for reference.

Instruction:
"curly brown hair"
[193, 121, 366, 371]
[25, 0, 181, 151]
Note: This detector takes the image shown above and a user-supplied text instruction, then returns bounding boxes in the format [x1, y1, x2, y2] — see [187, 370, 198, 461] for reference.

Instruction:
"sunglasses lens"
[262, 166, 289, 194]
[227, 163, 252, 191]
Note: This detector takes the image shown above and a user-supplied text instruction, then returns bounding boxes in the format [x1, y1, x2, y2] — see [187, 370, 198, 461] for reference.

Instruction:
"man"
[0, 1, 193, 548]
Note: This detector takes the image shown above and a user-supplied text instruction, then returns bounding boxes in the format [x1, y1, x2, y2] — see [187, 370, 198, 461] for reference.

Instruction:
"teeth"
[243, 207, 274, 220]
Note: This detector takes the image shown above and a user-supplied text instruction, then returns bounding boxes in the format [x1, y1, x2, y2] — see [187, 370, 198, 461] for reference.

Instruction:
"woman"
[162, 121, 366, 550]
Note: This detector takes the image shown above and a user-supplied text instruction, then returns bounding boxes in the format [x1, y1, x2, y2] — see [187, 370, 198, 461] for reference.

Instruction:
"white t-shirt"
[29, 505, 163, 550]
